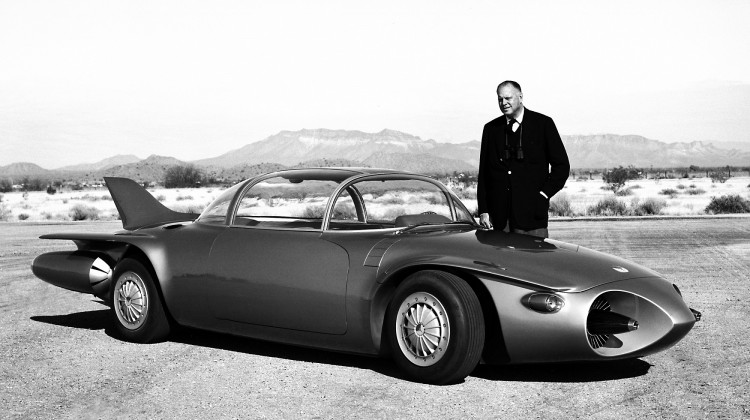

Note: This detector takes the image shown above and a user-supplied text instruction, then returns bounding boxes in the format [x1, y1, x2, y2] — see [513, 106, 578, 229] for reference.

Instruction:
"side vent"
[587, 296, 611, 349]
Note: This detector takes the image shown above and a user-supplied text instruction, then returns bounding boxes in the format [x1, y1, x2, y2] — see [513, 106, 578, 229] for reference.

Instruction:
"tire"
[386, 270, 485, 384]
[111, 258, 170, 343]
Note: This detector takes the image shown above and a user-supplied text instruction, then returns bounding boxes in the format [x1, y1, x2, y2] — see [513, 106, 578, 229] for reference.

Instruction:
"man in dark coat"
[477, 81, 570, 238]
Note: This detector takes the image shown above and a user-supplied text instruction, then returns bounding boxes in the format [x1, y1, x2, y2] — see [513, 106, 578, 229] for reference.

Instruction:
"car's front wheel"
[386, 270, 485, 384]
[111, 258, 170, 343]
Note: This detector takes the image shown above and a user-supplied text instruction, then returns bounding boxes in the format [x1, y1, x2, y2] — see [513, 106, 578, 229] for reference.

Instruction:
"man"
[477, 81, 570, 238]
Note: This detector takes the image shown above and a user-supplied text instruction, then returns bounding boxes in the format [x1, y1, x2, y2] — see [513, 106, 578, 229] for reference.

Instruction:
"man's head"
[497, 81, 523, 118]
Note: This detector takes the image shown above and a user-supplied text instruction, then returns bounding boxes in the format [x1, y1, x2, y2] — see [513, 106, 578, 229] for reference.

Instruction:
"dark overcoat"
[477, 108, 570, 230]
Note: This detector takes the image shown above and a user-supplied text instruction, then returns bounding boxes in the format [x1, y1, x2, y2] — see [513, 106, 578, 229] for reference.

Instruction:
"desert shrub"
[587, 197, 627, 216]
[615, 186, 635, 196]
[164, 164, 204, 188]
[549, 193, 574, 217]
[629, 184, 642, 189]
[156, 194, 166, 202]
[676, 184, 686, 190]
[302, 205, 325, 218]
[176, 195, 194, 201]
[21, 177, 46, 191]
[101, 194, 112, 201]
[705, 195, 750, 214]
[709, 172, 728, 183]
[46, 186, 57, 195]
[689, 184, 696, 188]
[631, 198, 667, 216]
[659, 188, 679, 197]
[685, 188, 706, 195]
[454, 188, 477, 200]
[18, 213, 29, 220]
[69, 204, 100, 221]
[0, 179, 13, 193]
[172, 204, 204, 214]
[602, 166, 641, 193]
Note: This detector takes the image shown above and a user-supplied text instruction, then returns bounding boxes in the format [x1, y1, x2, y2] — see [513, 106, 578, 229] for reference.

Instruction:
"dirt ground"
[1, 218, 748, 419]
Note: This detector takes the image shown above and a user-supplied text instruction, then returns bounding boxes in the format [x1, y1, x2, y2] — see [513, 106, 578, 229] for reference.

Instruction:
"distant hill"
[0, 162, 50, 178]
[3, 130, 749, 183]
[57, 154, 141, 172]
[562, 134, 750, 168]
[194, 128, 480, 170]
[95, 155, 188, 182]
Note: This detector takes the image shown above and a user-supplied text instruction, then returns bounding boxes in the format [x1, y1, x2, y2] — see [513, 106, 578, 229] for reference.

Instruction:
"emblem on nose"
[612, 266, 629, 273]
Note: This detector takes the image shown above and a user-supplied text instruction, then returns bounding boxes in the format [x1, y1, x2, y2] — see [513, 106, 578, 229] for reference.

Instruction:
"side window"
[196, 183, 243, 225]
[233, 177, 339, 229]
[351, 179, 452, 227]
[331, 189, 358, 222]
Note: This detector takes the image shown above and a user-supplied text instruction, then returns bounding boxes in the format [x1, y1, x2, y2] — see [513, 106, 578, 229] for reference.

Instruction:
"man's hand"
[479, 213, 493, 229]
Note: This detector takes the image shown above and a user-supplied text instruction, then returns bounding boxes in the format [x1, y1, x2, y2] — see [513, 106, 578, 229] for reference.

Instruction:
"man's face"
[497, 85, 523, 117]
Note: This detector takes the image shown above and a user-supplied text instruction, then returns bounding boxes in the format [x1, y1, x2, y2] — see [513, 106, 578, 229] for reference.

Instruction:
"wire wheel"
[114, 271, 149, 331]
[395, 291, 451, 366]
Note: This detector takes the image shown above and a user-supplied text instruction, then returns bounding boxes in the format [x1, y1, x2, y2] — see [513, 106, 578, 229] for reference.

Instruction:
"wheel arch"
[372, 264, 510, 363]
[113, 245, 176, 323]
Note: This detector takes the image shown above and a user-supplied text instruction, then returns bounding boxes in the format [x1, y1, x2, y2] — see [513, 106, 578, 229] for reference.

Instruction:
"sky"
[1, 0, 749, 168]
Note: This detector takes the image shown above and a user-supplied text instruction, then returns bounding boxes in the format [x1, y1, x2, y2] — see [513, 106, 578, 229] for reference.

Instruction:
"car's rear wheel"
[111, 258, 170, 343]
[386, 270, 485, 384]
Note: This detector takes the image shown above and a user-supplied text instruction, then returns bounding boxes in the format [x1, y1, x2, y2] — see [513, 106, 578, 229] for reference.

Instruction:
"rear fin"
[105, 177, 199, 230]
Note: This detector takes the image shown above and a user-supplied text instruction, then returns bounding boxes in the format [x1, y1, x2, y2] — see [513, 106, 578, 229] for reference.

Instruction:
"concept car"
[32, 168, 700, 384]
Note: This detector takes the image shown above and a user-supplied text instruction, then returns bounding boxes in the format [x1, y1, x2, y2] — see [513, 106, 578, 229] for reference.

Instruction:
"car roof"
[269, 167, 413, 183]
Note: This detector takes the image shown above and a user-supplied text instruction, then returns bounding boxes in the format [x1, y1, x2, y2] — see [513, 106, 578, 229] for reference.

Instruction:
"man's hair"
[497, 80, 522, 93]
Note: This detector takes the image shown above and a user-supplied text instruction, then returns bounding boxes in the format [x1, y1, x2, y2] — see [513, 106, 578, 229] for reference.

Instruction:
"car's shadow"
[32, 306, 652, 384]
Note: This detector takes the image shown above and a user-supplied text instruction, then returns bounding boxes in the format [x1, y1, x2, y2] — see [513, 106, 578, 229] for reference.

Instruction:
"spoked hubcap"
[114, 271, 149, 330]
[395, 292, 450, 366]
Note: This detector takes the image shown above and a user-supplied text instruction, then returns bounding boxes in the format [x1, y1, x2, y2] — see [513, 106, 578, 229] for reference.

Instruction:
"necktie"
[507, 118, 517, 133]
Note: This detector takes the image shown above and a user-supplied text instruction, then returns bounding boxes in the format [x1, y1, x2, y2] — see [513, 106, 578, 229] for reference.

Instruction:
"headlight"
[524, 293, 565, 313]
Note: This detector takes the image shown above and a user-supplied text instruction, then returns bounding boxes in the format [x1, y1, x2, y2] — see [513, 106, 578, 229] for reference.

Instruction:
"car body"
[32, 168, 701, 384]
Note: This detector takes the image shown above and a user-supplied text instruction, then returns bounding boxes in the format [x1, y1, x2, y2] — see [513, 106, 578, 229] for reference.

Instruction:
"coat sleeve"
[541, 117, 570, 198]
[477, 123, 491, 214]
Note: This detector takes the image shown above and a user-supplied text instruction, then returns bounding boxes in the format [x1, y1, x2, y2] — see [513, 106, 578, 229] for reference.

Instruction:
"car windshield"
[197, 172, 476, 230]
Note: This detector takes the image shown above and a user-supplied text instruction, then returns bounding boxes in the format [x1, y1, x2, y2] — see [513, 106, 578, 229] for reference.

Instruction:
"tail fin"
[105, 177, 199, 230]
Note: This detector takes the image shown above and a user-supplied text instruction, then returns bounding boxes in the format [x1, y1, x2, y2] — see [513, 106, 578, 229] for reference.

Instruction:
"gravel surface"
[1, 219, 748, 419]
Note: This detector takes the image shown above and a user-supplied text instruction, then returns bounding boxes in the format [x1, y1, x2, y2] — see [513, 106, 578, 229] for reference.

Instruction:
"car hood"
[381, 228, 663, 292]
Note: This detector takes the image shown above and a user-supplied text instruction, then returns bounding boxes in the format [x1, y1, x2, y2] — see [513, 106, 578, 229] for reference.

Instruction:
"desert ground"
[1, 218, 748, 419]
[1, 176, 749, 222]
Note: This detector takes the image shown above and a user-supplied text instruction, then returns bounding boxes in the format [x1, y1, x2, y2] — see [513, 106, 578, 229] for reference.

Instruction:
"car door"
[207, 227, 349, 334]
[206, 176, 350, 335]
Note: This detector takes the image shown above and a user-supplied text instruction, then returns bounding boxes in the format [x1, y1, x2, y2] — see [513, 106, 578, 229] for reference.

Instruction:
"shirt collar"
[506, 106, 525, 124]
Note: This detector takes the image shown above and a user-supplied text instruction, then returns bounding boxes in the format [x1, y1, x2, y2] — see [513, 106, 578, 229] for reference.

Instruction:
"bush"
[602, 166, 641, 193]
[69, 204, 101, 221]
[587, 197, 627, 216]
[549, 193, 574, 217]
[631, 198, 667, 216]
[164, 164, 204, 188]
[615, 186, 635, 196]
[0, 179, 13, 193]
[46, 186, 57, 195]
[659, 188, 679, 197]
[685, 188, 706, 195]
[709, 172, 728, 183]
[705, 195, 750, 214]
[676, 184, 686, 190]
[18, 213, 29, 220]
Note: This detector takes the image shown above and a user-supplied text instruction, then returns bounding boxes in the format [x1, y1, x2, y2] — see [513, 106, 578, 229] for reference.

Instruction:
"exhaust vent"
[587, 296, 611, 349]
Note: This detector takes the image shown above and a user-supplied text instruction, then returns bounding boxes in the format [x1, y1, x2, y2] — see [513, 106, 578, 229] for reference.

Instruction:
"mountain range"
[1, 129, 748, 183]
